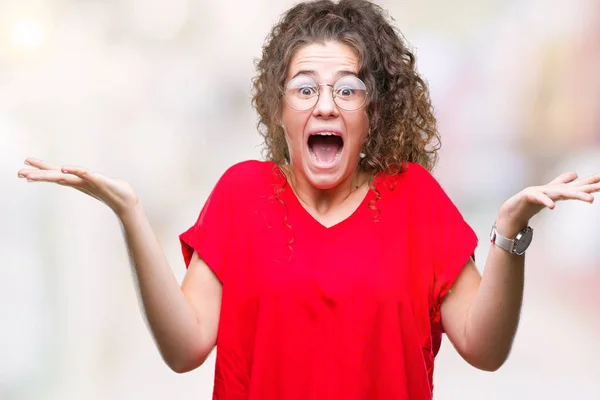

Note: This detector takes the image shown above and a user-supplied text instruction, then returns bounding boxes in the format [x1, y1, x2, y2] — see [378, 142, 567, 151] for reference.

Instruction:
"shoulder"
[218, 159, 279, 187]
[222, 159, 274, 178]
[378, 161, 441, 193]
[401, 162, 436, 182]
[212, 160, 282, 201]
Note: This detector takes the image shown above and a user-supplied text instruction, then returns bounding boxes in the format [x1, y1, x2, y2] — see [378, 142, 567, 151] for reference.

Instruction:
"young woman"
[17, 1, 600, 399]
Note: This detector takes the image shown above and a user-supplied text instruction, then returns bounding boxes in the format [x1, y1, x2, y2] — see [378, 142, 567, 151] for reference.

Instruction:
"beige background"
[2, 0, 599, 399]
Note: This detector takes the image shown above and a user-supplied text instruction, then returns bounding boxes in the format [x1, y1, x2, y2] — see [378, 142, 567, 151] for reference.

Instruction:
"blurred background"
[1, 0, 599, 399]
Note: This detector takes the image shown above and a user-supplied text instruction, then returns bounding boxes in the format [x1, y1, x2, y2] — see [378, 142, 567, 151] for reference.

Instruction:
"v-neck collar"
[272, 163, 380, 231]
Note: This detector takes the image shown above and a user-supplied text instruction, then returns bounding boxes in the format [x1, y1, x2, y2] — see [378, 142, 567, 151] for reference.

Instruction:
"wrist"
[495, 208, 529, 239]
[116, 201, 146, 224]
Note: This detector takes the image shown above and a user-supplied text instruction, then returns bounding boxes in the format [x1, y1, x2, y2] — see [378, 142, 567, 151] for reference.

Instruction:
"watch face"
[514, 227, 534, 255]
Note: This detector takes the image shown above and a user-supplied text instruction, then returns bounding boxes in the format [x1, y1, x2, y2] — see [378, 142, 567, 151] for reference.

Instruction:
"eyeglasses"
[282, 75, 368, 111]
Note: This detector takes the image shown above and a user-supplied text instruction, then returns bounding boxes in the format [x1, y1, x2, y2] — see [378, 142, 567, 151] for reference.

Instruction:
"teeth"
[308, 146, 343, 164]
[314, 132, 337, 136]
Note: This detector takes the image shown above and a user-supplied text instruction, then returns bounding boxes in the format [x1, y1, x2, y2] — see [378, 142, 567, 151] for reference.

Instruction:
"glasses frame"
[281, 76, 369, 112]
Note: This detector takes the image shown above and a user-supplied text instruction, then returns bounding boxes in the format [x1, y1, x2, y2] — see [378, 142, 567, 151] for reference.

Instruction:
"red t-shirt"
[179, 160, 478, 400]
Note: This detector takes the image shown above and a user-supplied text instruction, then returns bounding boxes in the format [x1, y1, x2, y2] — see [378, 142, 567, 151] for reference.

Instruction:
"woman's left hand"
[496, 172, 600, 236]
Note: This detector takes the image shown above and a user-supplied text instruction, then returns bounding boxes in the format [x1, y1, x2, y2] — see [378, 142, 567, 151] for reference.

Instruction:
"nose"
[312, 84, 339, 119]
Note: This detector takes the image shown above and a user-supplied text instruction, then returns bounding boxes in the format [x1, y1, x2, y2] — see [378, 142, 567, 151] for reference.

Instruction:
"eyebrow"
[290, 70, 358, 80]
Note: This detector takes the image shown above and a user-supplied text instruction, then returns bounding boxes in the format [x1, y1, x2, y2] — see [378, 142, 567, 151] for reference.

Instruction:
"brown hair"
[252, 0, 441, 175]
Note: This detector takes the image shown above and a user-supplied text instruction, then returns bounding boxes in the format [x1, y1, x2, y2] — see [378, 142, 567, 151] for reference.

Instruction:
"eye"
[333, 76, 366, 98]
[336, 87, 355, 98]
[286, 76, 319, 99]
[298, 86, 317, 97]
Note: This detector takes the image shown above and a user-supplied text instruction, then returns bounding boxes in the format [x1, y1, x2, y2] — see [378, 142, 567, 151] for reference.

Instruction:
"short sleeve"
[409, 164, 479, 332]
[179, 168, 236, 283]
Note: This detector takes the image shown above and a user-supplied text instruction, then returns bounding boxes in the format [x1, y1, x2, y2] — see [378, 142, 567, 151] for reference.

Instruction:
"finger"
[60, 165, 98, 183]
[17, 168, 42, 177]
[23, 170, 105, 203]
[549, 172, 578, 185]
[569, 173, 600, 187]
[531, 191, 555, 209]
[544, 186, 594, 203]
[576, 182, 600, 194]
[576, 191, 595, 202]
[23, 158, 62, 171]
[23, 170, 85, 186]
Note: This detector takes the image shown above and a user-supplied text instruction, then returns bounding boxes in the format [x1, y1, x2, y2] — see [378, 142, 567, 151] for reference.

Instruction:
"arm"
[439, 248, 522, 372]
[441, 171, 600, 371]
[18, 158, 221, 373]
[121, 205, 221, 373]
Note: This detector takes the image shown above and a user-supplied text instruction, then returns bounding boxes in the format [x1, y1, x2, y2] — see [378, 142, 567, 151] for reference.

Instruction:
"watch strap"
[491, 225, 516, 253]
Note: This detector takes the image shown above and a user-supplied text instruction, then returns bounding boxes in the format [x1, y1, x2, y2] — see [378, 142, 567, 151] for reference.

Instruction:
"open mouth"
[307, 132, 344, 166]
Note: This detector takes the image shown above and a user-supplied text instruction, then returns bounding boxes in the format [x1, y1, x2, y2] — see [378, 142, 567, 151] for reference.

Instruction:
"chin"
[306, 174, 343, 190]
[303, 158, 351, 190]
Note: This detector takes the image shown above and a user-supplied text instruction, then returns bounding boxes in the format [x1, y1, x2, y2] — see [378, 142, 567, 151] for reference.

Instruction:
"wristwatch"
[489, 222, 534, 256]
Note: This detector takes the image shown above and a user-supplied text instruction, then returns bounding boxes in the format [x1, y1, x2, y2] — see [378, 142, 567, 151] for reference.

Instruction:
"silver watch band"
[492, 228, 517, 253]
[490, 222, 533, 256]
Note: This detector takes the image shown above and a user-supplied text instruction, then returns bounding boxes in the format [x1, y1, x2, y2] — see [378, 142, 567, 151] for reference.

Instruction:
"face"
[281, 41, 369, 190]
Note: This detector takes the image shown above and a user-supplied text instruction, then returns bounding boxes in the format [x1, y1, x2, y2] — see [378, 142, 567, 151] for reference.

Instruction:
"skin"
[442, 171, 600, 370]
[280, 42, 371, 225]
[16, 40, 600, 374]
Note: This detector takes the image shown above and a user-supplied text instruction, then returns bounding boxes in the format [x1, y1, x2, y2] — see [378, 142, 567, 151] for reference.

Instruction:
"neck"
[283, 165, 369, 215]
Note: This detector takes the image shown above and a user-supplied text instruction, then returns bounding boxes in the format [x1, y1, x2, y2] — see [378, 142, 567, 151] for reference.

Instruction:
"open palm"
[17, 158, 140, 216]
[500, 171, 600, 228]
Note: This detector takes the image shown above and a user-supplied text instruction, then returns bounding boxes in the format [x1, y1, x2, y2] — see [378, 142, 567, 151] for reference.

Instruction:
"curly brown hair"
[252, 0, 441, 175]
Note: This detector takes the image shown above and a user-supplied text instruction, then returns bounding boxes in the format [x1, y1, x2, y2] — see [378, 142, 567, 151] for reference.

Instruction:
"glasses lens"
[284, 76, 319, 110]
[283, 75, 368, 111]
[332, 76, 367, 111]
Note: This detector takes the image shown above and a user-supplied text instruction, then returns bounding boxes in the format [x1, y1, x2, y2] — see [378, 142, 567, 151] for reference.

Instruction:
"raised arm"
[18, 158, 221, 373]
[440, 171, 600, 371]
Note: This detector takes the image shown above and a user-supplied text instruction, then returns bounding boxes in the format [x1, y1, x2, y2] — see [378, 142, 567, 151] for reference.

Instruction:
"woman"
[17, 1, 600, 399]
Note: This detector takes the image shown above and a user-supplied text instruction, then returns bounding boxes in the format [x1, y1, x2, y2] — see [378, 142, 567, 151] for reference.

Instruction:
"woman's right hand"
[17, 158, 140, 217]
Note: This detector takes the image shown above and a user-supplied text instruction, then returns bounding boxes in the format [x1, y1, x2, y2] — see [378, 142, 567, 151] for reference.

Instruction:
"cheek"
[360, 109, 370, 130]
[281, 109, 309, 145]
[349, 113, 370, 143]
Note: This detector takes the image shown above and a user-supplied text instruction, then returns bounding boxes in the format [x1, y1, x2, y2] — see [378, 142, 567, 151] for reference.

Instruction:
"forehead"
[287, 41, 359, 80]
